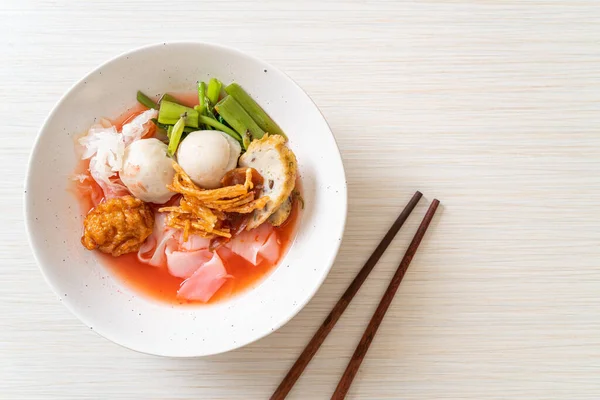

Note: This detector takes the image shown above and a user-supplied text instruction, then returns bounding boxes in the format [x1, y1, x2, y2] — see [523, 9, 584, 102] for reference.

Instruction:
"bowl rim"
[24, 41, 348, 357]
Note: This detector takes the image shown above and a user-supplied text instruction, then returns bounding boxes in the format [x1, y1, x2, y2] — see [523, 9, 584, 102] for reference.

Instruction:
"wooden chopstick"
[331, 199, 440, 399]
[270, 191, 423, 400]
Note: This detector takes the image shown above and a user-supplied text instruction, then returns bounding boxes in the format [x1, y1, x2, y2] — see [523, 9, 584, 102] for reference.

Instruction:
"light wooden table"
[3, 1, 600, 399]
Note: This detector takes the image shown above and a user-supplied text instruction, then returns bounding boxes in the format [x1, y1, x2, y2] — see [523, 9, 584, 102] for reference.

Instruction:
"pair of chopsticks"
[271, 191, 439, 399]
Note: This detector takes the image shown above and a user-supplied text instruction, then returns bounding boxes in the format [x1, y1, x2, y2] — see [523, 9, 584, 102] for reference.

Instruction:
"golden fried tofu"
[239, 134, 297, 230]
[81, 196, 154, 256]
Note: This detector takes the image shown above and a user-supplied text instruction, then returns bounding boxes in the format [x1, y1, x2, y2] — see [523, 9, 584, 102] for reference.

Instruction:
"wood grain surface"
[2, 1, 600, 399]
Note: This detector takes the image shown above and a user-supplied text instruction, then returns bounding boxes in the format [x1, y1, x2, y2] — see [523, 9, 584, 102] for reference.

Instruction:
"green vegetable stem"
[136, 91, 158, 110]
[160, 93, 181, 105]
[207, 78, 222, 105]
[215, 96, 264, 142]
[153, 118, 195, 134]
[197, 81, 206, 114]
[225, 83, 286, 138]
[199, 116, 242, 143]
[158, 101, 199, 128]
[167, 115, 186, 156]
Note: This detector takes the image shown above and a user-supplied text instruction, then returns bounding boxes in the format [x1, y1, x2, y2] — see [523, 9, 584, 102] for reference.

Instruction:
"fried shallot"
[159, 162, 269, 240]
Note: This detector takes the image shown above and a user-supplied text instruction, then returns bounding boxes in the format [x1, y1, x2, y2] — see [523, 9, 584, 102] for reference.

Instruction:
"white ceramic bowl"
[25, 43, 347, 357]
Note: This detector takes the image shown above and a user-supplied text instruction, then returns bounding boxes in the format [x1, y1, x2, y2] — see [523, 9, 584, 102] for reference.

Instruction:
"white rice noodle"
[138, 213, 179, 267]
[78, 126, 127, 197]
[226, 223, 280, 266]
[78, 109, 157, 199]
[177, 252, 231, 302]
[137, 212, 237, 302]
[121, 109, 158, 146]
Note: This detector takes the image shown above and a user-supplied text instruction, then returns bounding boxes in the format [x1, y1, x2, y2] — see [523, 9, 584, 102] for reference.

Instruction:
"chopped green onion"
[137, 91, 158, 109]
[199, 116, 242, 142]
[215, 96, 264, 141]
[167, 115, 186, 156]
[225, 83, 286, 138]
[158, 101, 199, 128]
[167, 125, 173, 140]
[207, 78, 222, 105]
[197, 82, 206, 113]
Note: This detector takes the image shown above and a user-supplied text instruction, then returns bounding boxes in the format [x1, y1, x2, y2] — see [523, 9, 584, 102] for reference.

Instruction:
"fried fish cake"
[239, 134, 297, 230]
[81, 195, 154, 256]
